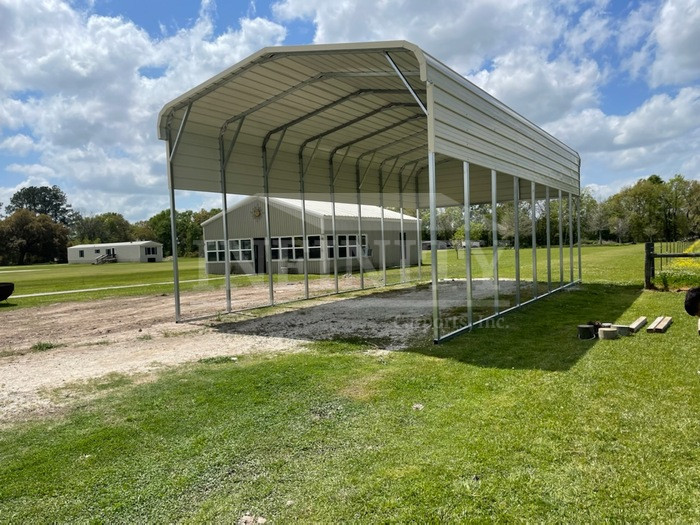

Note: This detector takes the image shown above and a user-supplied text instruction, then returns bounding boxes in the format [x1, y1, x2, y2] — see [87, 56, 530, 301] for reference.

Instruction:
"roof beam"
[386, 52, 428, 115]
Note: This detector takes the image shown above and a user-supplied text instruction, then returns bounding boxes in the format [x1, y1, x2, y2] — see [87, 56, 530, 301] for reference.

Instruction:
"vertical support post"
[513, 176, 520, 306]
[577, 195, 582, 282]
[645, 242, 654, 289]
[558, 189, 564, 287]
[428, 152, 440, 342]
[298, 151, 310, 299]
[416, 176, 422, 281]
[568, 192, 574, 283]
[546, 186, 552, 292]
[300, 178, 309, 301]
[166, 140, 181, 322]
[355, 164, 365, 289]
[379, 169, 387, 286]
[329, 158, 339, 294]
[218, 135, 232, 313]
[261, 147, 275, 306]
[399, 172, 406, 283]
[491, 169, 499, 314]
[531, 181, 538, 299]
[463, 162, 473, 328]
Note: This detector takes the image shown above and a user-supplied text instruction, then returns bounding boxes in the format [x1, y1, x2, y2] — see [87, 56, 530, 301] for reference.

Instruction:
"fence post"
[644, 242, 655, 289]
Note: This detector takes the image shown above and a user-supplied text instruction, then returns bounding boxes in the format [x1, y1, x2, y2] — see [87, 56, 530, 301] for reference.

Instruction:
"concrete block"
[599, 327, 619, 340]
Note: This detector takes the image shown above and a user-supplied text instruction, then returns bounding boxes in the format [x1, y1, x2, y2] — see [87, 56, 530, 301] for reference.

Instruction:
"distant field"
[0, 244, 652, 310]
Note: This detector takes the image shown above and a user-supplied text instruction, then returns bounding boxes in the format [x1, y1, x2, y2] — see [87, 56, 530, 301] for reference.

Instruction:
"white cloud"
[0, 0, 286, 220]
[272, 0, 565, 73]
[617, 2, 656, 52]
[649, 0, 700, 86]
[564, 2, 612, 56]
[0, 134, 36, 155]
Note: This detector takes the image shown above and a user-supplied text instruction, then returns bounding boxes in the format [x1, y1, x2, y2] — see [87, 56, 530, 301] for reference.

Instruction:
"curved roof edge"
[157, 40, 428, 140]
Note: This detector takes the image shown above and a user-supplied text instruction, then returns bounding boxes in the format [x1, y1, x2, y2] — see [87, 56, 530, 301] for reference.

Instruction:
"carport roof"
[158, 40, 579, 208]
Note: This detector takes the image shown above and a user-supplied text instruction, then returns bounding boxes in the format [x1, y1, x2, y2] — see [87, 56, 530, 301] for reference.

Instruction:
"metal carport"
[157, 40, 581, 343]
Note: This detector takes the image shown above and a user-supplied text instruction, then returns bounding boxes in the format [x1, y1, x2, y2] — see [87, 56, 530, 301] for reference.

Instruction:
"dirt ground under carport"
[0, 279, 513, 424]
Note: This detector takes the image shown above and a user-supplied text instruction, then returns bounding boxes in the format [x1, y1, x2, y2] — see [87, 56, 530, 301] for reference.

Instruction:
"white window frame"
[327, 234, 368, 259]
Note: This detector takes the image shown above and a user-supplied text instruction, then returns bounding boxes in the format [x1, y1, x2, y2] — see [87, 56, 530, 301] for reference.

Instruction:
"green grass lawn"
[1, 244, 699, 521]
[1, 283, 699, 521]
[0, 243, 647, 310]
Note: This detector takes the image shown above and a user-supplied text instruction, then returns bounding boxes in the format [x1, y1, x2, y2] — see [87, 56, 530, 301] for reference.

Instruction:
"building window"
[271, 236, 304, 260]
[145, 246, 158, 256]
[269, 236, 322, 260]
[327, 235, 367, 258]
[78, 250, 84, 258]
[206, 239, 252, 262]
[206, 240, 225, 262]
[95, 249, 100, 254]
[308, 235, 321, 259]
[229, 239, 252, 261]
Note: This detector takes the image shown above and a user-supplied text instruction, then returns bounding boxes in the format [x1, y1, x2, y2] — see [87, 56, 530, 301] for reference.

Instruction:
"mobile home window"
[78, 250, 84, 258]
[145, 246, 158, 256]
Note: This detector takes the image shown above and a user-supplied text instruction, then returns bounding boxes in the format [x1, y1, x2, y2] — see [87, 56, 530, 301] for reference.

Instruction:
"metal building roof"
[201, 195, 419, 227]
[158, 41, 579, 209]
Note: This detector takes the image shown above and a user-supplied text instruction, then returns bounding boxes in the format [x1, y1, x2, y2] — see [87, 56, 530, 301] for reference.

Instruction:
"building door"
[253, 238, 266, 274]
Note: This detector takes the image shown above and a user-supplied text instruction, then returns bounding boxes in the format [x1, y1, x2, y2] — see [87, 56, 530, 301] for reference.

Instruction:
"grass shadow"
[212, 281, 643, 372]
[405, 283, 644, 371]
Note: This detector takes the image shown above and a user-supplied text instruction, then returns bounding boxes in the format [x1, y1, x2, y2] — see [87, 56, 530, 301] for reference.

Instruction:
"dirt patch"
[0, 278, 514, 424]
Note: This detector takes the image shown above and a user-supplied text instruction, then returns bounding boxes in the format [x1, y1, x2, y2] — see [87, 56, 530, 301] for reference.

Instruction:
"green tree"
[6, 185, 79, 225]
[1, 209, 69, 265]
[73, 213, 133, 244]
[146, 208, 218, 257]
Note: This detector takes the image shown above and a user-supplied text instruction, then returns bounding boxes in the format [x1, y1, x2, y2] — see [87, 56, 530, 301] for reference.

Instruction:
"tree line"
[0, 185, 220, 265]
[421, 174, 700, 247]
[1, 175, 697, 265]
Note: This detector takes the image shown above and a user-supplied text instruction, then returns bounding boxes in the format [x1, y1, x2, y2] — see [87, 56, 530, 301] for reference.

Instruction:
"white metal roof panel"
[159, 40, 579, 209]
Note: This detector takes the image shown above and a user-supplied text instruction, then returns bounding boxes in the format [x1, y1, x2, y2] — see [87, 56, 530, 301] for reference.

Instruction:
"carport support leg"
[546, 186, 551, 292]
[399, 173, 406, 283]
[428, 152, 439, 342]
[514, 175, 520, 306]
[531, 181, 537, 299]
[416, 176, 422, 281]
[559, 189, 564, 286]
[569, 192, 574, 283]
[356, 165, 365, 289]
[166, 140, 181, 322]
[577, 195, 582, 281]
[491, 169, 499, 314]
[463, 161, 473, 328]
[219, 135, 232, 313]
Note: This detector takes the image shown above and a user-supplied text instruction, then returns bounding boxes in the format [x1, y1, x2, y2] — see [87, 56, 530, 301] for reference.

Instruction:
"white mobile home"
[202, 196, 419, 275]
[67, 241, 163, 264]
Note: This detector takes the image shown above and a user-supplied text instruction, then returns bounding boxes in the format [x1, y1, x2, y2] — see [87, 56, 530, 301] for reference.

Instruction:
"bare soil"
[0, 278, 512, 424]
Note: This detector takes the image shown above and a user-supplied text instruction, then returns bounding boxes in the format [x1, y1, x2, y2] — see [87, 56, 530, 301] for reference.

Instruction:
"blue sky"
[1, 0, 698, 221]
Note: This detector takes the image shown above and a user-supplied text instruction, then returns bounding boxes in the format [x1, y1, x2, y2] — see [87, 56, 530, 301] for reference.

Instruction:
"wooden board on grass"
[629, 316, 647, 333]
[654, 316, 673, 333]
[647, 316, 663, 333]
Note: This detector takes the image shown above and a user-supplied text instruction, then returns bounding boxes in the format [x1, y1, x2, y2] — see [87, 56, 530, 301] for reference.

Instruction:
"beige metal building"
[158, 40, 581, 342]
[67, 241, 163, 264]
[202, 196, 419, 275]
